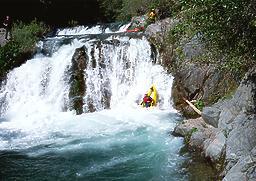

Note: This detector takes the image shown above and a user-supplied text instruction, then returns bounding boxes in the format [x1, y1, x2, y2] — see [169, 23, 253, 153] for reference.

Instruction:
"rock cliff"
[145, 17, 256, 180]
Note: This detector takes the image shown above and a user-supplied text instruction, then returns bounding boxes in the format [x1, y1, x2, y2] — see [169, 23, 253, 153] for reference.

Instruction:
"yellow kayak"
[141, 85, 158, 107]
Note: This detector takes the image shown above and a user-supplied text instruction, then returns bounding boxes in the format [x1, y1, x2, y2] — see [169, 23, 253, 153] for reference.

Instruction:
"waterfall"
[0, 25, 187, 180]
[0, 26, 174, 118]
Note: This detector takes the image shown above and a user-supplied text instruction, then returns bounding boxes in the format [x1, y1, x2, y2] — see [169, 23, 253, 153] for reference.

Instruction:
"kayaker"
[143, 94, 153, 108]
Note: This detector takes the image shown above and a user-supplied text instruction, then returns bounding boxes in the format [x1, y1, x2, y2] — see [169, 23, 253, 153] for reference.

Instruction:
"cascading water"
[0, 25, 189, 180]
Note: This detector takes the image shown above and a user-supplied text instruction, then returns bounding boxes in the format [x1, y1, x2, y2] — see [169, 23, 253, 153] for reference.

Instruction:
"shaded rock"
[68, 46, 88, 115]
[165, 23, 238, 118]
[172, 62, 237, 118]
[183, 34, 204, 59]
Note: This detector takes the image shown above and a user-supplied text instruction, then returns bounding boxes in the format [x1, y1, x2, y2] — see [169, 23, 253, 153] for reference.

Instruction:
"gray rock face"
[183, 34, 205, 59]
[172, 61, 237, 118]
[145, 18, 179, 41]
[226, 116, 256, 167]
[173, 67, 256, 179]
[201, 105, 221, 128]
[202, 67, 256, 179]
[204, 131, 226, 162]
[223, 151, 256, 181]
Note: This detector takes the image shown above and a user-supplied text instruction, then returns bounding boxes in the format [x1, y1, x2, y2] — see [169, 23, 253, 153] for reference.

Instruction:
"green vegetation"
[184, 127, 198, 144]
[99, 0, 255, 77]
[169, 0, 256, 76]
[12, 20, 48, 52]
[98, 0, 173, 21]
[194, 99, 204, 111]
[1, 0, 255, 82]
[0, 19, 48, 78]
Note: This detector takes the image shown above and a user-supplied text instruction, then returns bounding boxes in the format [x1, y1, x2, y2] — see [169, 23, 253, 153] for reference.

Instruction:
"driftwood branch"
[183, 97, 202, 115]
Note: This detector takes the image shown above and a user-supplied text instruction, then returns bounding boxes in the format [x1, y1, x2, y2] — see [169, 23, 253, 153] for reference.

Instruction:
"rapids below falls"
[0, 24, 215, 180]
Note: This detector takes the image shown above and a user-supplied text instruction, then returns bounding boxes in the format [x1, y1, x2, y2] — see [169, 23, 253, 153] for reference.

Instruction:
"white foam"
[0, 27, 179, 152]
[57, 23, 130, 36]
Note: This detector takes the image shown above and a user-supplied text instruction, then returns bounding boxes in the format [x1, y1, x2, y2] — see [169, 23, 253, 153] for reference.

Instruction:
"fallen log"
[182, 97, 202, 115]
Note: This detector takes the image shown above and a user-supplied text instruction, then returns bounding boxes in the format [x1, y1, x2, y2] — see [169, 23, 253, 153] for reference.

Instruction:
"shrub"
[194, 99, 204, 111]
[98, 0, 173, 21]
[12, 19, 47, 52]
[0, 19, 48, 79]
[169, 0, 256, 75]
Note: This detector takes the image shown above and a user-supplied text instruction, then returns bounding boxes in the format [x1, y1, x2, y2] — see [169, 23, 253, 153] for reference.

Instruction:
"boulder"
[68, 46, 87, 114]
[201, 106, 221, 128]
[204, 67, 256, 178]
[204, 131, 226, 162]
[174, 117, 217, 152]
[145, 18, 178, 41]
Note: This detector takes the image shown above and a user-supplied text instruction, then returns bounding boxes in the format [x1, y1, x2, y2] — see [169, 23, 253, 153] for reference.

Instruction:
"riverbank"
[170, 29, 256, 180]
[173, 67, 256, 180]
[144, 17, 256, 180]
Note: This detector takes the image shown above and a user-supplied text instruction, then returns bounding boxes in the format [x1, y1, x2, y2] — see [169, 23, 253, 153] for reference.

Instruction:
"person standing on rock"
[3, 16, 11, 40]
[148, 8, 157, 23]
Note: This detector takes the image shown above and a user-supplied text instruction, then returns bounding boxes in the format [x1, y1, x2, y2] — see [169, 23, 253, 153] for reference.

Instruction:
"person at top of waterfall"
[2, 15, 11, 40]
[148, 8, 157, 23]
[143, 93, 153, 108]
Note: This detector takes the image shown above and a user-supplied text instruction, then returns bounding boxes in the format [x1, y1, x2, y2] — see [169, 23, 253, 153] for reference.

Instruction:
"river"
[0, 24, 211, 180]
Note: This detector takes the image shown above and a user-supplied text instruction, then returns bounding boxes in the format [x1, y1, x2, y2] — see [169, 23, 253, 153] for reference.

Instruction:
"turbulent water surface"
[0, 25, 191, 180]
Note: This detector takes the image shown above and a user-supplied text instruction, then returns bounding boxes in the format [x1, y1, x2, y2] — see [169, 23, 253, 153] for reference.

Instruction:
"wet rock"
[68, 46, 88, 114]
[174, 117, 217, 151]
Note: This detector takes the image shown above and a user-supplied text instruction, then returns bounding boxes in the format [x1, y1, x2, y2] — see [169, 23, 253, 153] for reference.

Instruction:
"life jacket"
[143, 96, 152, 103]
[149, 11, 156, 20]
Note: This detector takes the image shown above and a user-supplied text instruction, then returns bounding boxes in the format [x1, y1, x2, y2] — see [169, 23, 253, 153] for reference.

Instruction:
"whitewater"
[0, 25, 189, 180]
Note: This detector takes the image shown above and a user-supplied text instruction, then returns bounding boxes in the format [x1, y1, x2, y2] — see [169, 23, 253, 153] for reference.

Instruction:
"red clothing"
[143, 95, 152, 103]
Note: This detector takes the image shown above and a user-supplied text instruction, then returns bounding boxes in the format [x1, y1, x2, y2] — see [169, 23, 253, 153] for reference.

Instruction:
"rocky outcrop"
[171, 62, 238, 118]
[146, 19, 238, 118]
[174, 67, 256, 180]
[145, 18, 179, 69]
[145, 16, 256, 180]
[68, 46, 87, 114]
[145, 18, 179, 45]
[206, 67, 256, 180]
[174, 117, 226, 163]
